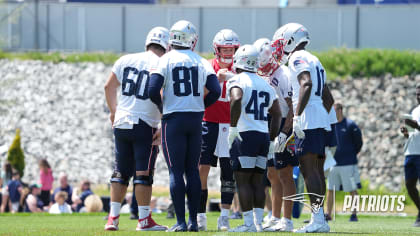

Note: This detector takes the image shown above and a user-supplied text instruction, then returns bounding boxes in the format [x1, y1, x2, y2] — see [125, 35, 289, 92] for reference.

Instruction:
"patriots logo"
[294, 59, 307, 67]
[283, 193, 325, 213]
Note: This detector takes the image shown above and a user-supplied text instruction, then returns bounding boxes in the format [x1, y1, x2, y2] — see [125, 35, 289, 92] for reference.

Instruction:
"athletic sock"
[199, 189, 208, 213]
[110, 202, 121, 217]
[138, 206, 150, 220]
[314, 207, 325, 224]
[220, 208, 229, 217]
[243, 210, 254, 226]
[253, 208, 264, 225]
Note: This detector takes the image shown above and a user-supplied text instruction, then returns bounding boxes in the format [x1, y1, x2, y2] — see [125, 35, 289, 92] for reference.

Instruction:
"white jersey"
[269, 65, 292, 118]
[227, 72, 277, 133]
[288, 50, 329, 130]
[405, 105, 420, 155]
[326, 107, 338, 131]
[112, 51, 161, 128]
[152, 49, 215, 115]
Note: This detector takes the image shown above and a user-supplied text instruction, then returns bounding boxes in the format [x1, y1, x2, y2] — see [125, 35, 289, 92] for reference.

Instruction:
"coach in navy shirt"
[326, 103, 363, 222]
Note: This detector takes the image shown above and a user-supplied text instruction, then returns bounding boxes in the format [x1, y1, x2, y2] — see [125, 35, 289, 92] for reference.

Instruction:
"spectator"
[7, 171, 22, 213]
[83, 194, 103, 213]
[1, 162, 13, 213]
[39, 159, 53, 206]
[326, 103, 363, 222]
[400, 84, 420, 227]
[49, 191, 72, 214]
[51, 172, 73, 205]
[25, 184, 44, 213]
[72, 180, 93, 212]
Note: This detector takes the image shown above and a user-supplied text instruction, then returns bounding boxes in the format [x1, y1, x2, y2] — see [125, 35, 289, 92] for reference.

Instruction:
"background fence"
[0, 2, 419, 53]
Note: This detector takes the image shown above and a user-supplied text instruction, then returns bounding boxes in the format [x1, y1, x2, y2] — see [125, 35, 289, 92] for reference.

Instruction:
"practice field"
[0, 212, 419, 236]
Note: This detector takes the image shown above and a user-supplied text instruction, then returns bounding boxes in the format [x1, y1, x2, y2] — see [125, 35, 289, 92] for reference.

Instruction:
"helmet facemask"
[271, 38, 289, 66]
[215, 46, 237, 65]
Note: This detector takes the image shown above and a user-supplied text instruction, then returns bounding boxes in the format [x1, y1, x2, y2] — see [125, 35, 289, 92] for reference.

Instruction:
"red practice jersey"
[203, 58, 231, 123]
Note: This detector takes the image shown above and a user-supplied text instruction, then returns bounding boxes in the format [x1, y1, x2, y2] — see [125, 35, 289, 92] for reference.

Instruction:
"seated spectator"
[25, 184, 44, 213]
[8, 171, 22, 213]
[51, 173, 73, 205]
[39, 159, 53, 206]
[49, 191, 72, 214]
[82, 194, 103, 213]
[72, 180, 93, 212]
[1, 162, 13, 213]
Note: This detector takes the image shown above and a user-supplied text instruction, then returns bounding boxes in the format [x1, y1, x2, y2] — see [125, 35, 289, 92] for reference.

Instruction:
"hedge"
[1, 49, 420, 79]
[7, 129, 25, 177]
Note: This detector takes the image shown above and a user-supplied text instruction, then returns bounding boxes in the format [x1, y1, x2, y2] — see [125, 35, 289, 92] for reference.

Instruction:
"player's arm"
[204, 74, 221, 108]
[229, 87, 242, 127]
[104, 72, 120, 125]
[322, 84, 334, 113]
[148, 73, 165, 113]
[405, 118, 420, 131]
[351, 122, 363, 154]
[282, 97, 293, 134]
[269, 99, 282, 141]
[295, 71, 312, 116]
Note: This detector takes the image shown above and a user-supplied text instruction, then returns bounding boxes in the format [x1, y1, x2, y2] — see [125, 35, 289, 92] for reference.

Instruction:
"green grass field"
[0, 212, 418, 236]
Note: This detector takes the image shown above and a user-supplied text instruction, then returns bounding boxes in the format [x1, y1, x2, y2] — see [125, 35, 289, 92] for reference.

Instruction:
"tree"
[7, 129, 25, 177]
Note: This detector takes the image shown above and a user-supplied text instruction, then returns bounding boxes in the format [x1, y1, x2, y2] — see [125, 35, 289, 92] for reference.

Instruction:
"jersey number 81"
[172, 66, 200, 97]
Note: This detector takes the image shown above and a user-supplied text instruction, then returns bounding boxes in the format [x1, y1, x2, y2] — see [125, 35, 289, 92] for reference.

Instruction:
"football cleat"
[166, 222, 187, 232]
[136, 213, 167, 231]
[263, 218, 280, 231]
[104, 215, 119, 231]
[277, 217, 294, 232]
[228, 224, 257, 232]
[217, 216, 230, 231]
[197, 213, 207, 231]
[293, 220, 330, 233]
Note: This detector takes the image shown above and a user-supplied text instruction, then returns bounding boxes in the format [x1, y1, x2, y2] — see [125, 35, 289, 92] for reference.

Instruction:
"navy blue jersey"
[7, 180, 21, 202]
[334, 118, 363, 166]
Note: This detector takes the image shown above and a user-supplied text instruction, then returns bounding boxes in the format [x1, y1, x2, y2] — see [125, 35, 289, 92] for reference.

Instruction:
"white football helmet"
[232, 44, 259, 73]
[272, 23, 310, 65]
[253, 38, 279, 77]
[145, 26, 170, 52]
[213, 29, 240, 65]
[169, 20, 198, 50]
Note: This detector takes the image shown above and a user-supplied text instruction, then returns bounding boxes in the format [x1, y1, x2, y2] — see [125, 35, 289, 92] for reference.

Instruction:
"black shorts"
[113, 119, 159, 179]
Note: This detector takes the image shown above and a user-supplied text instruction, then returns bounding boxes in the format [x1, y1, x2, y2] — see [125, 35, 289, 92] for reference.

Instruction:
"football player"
[198, 29, 240, 231]
[148, 20, 221, 232]
[253, 38, 297, 232]
[104, 27, 169, 231]
[272, 23, 335, 233]
[227, 44, 282, 232]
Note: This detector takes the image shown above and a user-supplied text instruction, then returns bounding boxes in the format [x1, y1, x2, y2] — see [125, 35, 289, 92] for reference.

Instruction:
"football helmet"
[145, 26, 170, 52]
[272, 23, 310, 65]
[232, 44, 259, 73]
[253, 38, 279, 77]
[169, 20, 198, 50]
[213, 29, 240, 65]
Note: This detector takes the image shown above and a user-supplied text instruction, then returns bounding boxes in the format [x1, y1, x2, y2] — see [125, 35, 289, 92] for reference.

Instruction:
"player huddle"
[104, 20, 335, 233]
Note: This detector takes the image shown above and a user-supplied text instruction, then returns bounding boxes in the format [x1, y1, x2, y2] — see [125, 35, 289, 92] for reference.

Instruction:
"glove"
[275, 132, 288, 153]
[269, 141, 275, 154]
[228, 127, 242, 149]
[293, 116, 305, 139]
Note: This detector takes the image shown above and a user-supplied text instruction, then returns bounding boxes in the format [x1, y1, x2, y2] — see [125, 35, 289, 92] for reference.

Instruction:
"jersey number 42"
[245, 90, 270, 121]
